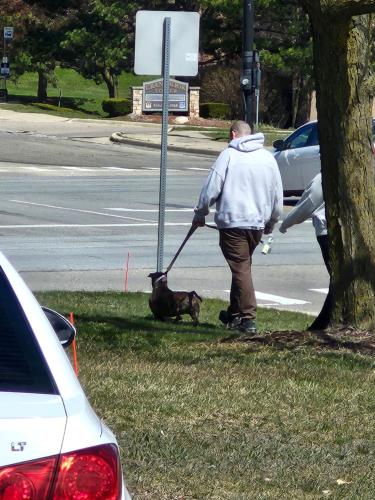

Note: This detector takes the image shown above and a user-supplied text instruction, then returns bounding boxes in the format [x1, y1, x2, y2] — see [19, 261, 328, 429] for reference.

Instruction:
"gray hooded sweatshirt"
[194, 133, 283, 230]
[279, 173, 326, 236]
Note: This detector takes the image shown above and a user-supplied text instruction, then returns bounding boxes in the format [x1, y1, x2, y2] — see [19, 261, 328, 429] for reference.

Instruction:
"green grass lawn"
[4, 67, 148, 118]
[36, 291, 375, 499]
[203, 124, 292, 147]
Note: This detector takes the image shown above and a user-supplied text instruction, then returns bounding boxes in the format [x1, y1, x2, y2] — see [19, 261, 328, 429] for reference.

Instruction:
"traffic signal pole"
[241, 0, 261, 130]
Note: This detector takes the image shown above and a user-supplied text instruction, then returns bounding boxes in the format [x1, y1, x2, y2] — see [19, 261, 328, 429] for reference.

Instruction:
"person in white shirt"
[279, 173, 332, 330]
[192, 120, 283, 334]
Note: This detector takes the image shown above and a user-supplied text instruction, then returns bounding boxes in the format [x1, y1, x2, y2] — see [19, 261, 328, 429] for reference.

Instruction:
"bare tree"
[298, 1, 375, 329]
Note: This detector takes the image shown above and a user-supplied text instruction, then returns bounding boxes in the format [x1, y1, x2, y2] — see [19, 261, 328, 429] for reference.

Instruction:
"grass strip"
[36, 291, 375, 499]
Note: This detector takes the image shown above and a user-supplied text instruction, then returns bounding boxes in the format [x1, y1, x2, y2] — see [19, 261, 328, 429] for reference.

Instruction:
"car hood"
[0, 392, 66, 466]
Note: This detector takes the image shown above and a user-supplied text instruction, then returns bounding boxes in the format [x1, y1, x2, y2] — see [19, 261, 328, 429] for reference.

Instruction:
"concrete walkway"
[0, 106, 227, 155]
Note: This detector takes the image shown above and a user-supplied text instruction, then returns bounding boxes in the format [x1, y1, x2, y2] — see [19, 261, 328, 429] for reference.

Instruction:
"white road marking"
[21, 166, 55, 172]
[104, 207, 193, 212]
[255, 291, 309, 305]
[200, 289, 310, 305]
[309, 288, 328, 294]
[0, 164, 207, 175]
[217, 290, 309, 305]
[62, 167, 96, 171]
[105, 167, 136, 171]
[10, 200, 156, 223]
[0, 222, 193, 229]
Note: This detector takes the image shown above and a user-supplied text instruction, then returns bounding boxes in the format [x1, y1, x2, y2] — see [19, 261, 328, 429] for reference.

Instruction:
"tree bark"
[295, 77, 313, 127]
[307, 11, 375, 329]
[102, 68, 116, 98]
[37, 69, 48, 100]
[291, 73, 300, 127]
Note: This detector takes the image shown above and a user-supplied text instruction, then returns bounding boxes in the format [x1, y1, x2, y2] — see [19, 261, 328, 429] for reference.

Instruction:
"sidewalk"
[110, 126, 226, 157]
[0, 105, 227, 155]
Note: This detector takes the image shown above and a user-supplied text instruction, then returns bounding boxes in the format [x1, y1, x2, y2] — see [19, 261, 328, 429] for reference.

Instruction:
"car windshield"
[0, 267, 57, 394]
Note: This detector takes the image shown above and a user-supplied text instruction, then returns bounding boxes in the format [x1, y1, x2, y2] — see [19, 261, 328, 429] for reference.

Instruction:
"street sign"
[3, 27, 14, 40]
[143, 79, 188, 113]
[134, 11, 200, 76]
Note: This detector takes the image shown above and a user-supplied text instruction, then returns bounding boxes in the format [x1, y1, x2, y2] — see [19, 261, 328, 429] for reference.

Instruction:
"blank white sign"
[134, 11, 200, 76]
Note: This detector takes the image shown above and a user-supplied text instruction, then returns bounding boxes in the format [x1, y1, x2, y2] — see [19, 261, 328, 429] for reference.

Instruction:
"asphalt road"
[0, 115, 329, 316]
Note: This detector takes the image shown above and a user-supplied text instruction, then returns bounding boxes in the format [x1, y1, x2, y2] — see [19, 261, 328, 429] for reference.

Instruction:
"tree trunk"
[294, 77, 313, 127]
[290, 74, 314, 128]
[37, 69, 48, 100]
[102, 68, 116, 98]
[309, 13, 375, 329]
[290, 73, 300, 127]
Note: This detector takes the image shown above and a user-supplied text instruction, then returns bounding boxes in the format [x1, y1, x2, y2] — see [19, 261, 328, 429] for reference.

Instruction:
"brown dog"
[148, 272, 202, 325]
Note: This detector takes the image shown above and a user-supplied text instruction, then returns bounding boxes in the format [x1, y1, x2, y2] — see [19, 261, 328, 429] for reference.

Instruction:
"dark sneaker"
[219, 310, 243, 329]
[238, 319, 257, 335]
[227, 315, 242, 329]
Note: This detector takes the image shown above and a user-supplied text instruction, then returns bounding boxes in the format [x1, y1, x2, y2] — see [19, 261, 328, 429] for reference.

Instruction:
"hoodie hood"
[229, 133, 265, 152]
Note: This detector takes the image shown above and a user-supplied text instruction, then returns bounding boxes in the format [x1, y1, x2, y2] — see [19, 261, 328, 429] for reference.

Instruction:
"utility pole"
[240, 0, 261, 130]
[1, 27, 13, 101]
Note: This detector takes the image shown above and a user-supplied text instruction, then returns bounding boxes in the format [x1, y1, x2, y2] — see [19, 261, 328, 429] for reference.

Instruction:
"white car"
[0, 252, 131, 499]
[273, 119, 375, 196]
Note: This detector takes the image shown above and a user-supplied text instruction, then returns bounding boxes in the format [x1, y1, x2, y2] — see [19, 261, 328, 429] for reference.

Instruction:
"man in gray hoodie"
[192, 120, 283, 334]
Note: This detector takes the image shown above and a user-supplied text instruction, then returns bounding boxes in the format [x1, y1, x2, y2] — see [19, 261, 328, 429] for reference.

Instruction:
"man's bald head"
[230, 120, 252, 139]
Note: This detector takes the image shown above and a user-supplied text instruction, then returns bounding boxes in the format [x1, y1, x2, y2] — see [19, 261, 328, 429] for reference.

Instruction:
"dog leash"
[205, 223, 218, 230]
[165, 224, 198, 274]
[164, 220, 271, 274]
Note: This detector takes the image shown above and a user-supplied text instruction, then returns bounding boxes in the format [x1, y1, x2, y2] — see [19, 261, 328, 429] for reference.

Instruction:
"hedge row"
[199, 102, 230, 120]
[102, 98, 132, 117]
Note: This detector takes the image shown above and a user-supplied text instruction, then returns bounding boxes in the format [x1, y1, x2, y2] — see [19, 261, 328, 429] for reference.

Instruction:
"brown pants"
[219, 228, 263, 320]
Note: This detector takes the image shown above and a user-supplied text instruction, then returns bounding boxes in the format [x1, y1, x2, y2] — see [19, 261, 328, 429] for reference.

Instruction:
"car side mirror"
[273, 139, 286, 151]
[42, 306, 76, 349]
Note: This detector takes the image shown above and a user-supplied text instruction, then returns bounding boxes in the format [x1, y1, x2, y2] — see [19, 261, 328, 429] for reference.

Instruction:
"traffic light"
[1, 60, 10, 77]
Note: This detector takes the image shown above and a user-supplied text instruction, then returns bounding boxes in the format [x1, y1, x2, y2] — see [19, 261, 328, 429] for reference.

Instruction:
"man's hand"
[192, 213, 206, 227]
[264, 220, 275, 235]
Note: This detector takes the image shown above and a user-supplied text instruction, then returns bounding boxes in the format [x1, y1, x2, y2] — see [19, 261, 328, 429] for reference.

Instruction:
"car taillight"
[0, 444, 122, 500]
[0, 456, 57, 499]
[52, 444, 122, 500]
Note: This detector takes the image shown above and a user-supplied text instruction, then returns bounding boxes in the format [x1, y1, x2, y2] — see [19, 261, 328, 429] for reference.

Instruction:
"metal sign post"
[134, 11, 199, 271]
[1, 27, 13, 101]
[156, 17, 171, 272]
[240, 2, 261, 129]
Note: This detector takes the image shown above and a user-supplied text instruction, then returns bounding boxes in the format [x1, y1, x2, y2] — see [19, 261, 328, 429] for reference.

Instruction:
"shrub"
[199, 102, 231, 120]
[102, 98, 132, 117]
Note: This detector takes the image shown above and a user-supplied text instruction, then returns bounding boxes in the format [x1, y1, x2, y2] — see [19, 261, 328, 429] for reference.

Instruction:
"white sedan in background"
[0, 252, 131, 499]
[274, 119, 375, 196]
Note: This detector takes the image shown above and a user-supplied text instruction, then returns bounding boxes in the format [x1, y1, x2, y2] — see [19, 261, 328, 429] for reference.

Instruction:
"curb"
[110, 132, 221, 157]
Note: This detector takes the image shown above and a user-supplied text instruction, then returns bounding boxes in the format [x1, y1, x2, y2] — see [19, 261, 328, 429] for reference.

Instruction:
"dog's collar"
[154, 274, 167, 285]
